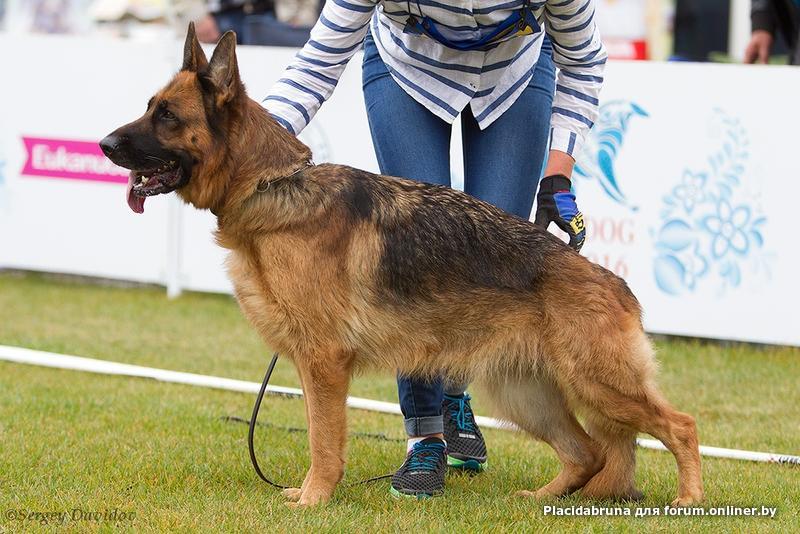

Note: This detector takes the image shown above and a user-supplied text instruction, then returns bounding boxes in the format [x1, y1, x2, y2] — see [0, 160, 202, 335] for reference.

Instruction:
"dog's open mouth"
[126, 161, 185, 213]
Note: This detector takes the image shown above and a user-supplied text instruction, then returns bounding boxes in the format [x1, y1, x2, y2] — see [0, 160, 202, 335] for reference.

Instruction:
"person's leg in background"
[241, 13, 314, 47]
[362, 32, 453, 498]
[211, 11, 247, 41]
[442, 37, 556, 468]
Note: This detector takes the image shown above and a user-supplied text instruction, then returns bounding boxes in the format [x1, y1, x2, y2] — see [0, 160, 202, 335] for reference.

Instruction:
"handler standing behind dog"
[263, 0, 604, 498]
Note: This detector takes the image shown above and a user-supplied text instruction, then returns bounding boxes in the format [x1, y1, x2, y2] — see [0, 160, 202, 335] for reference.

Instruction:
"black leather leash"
[248, 352, 290, 489]
[247, 352, 394, 490]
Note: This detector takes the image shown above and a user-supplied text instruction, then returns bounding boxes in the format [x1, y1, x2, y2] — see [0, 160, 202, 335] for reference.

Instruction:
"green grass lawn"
[0, 272, 798, 532]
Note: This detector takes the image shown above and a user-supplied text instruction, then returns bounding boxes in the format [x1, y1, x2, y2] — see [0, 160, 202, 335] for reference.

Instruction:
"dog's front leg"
[282, 370, 313, 502]
[288, 350, 352, 507]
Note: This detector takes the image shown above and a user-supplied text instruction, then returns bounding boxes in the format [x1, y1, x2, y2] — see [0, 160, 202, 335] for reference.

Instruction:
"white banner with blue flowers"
[572, 62, 799, 346]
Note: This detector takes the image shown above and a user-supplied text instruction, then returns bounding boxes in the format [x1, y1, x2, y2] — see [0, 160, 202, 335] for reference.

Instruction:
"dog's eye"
[161, 110, 178, 121]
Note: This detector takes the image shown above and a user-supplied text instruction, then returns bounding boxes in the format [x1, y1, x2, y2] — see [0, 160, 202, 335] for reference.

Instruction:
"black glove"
[533, 175, 586, 252]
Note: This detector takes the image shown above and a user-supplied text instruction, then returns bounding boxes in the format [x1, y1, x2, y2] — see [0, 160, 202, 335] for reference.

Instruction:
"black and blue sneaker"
[390, 437, 447, 499]
[443, 393, 488, 471]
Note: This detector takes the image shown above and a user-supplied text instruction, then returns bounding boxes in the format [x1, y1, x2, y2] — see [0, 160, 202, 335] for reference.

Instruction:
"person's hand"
[195, 14, 222, 44]
[744, 30, 773, 64]
[534, 175, 586, 252]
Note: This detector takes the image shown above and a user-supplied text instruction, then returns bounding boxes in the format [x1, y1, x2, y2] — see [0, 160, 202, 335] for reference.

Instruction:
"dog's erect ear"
[183, 22, 209, 72]
[205, 31, 241, 106]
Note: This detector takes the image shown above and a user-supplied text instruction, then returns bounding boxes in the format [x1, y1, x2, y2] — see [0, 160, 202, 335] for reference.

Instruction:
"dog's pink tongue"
[126, 173, 145, 214]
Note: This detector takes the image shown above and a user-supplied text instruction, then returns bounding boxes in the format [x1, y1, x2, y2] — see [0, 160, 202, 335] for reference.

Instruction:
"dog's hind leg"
[580, 416, 642, 501]
[486, 374, 604, 499]
[288, 349, 353, 507]
[571, 333, 703, 506]
[584, 388, 702, 506]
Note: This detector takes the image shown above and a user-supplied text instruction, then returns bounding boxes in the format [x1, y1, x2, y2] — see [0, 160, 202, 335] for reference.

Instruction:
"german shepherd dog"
[100, 24, 704, 507]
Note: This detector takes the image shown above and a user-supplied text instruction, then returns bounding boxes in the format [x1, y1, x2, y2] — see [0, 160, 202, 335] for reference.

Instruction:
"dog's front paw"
[282, 487, 302, 502]
[285, 492, 330, 508]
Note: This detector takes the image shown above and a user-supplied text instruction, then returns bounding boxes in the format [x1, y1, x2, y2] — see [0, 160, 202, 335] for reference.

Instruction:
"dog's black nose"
[99, 134, 125, 158]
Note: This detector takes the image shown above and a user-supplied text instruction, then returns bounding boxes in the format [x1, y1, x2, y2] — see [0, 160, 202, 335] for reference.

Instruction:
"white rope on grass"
[1, 344, 798, 467]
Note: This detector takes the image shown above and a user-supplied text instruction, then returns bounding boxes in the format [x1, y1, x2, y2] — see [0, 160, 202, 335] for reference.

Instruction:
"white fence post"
[729, 0, 751, 62]
[162, 23, 184, 300]
[165, 195, 183, 299]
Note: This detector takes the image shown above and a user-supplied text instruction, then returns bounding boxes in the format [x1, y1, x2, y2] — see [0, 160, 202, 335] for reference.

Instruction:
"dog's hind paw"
[515, 489, 556, 500]
[581, 486, 645, 502]
[620, 488, 645, 502]
[670, 494, 704, 507]
[282, 488, 302, 502]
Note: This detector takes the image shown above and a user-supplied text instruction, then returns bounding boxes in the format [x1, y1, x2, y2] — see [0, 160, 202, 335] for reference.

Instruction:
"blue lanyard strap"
[403, 0, 540, 52]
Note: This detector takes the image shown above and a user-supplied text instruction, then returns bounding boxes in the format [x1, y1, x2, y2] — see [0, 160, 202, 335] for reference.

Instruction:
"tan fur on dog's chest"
[222, 225, 368, 360]
[221, 220, 441, 373]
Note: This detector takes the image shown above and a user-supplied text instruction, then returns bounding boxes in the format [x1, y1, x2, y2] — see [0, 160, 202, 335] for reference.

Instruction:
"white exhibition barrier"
[4, 344, 800, 466]
[1, 33, 798, 346]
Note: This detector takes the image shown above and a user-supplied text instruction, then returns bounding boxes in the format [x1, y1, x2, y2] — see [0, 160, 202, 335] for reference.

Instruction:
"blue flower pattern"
[702, 200, 753, 259]
[671, 171, 707, 214]
[653, 110, 768, 295]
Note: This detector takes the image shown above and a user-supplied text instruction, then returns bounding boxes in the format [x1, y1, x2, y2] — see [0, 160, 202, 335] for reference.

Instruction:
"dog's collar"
[255, 160, 314, 193]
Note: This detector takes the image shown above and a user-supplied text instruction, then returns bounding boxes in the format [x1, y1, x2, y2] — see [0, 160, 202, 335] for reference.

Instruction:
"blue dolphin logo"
[573, 100, 648, 211]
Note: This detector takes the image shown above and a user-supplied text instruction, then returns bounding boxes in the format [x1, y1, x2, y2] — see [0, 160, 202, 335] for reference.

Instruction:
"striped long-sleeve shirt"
[264, 0, 606, 158]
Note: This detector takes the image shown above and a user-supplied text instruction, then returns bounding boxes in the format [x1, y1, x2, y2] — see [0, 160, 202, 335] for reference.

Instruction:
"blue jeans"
[362, 32, 555, 437]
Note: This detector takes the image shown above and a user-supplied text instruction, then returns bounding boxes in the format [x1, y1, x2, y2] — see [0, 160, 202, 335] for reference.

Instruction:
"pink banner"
[21, 137, 129, 184]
